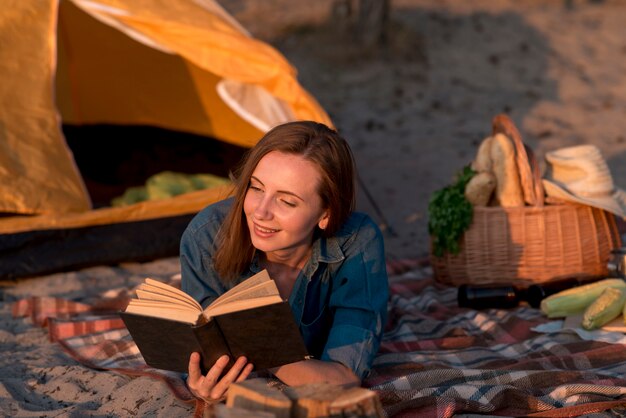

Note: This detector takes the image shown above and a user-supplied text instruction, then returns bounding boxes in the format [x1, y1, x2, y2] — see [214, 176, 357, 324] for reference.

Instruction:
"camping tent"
[0, 0, 332, 280]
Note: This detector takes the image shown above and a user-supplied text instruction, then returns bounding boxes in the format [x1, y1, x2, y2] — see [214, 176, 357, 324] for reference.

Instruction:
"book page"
[127, 299, 197, 311]
[125, 300, 202, 324]
[143, 278, 201, 309]
[137, 282, 202, 310]
[209, 280, 279, 309]
[136, 289, 202, 311]
[203, 270, 282, 319]
[205, 295, 283, 318]
[211, 270, 273, 304]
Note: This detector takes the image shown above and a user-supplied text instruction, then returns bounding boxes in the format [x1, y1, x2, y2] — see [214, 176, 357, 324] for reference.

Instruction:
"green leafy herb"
[428, 165, 475, 256]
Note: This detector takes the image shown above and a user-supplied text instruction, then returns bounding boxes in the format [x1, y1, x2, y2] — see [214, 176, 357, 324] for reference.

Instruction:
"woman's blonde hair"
[214, 121, 356, 281]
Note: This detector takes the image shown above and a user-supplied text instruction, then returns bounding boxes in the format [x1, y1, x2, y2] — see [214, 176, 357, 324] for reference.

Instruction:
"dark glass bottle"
[526, 278, 596, 308]
[457, 284, 519, 309]
[458, 279, 607, 310]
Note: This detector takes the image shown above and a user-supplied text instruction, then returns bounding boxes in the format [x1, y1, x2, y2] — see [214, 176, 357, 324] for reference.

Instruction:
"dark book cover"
[215, 301, 309, 370]
[120, 312, 229, 373]
[120, 301, 308, 374]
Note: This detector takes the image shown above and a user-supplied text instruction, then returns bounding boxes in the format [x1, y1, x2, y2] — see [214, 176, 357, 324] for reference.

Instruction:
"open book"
[120, 270, 309, 373]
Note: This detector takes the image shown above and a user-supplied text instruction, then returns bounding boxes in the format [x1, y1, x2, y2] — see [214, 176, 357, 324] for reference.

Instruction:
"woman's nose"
[253, 196, 273, 220]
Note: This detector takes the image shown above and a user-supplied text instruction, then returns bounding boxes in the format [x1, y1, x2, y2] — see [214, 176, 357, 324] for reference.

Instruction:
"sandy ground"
[3, 0, 626, 416]
[225, 0, 626, 259]
[0, 258, 197, 417]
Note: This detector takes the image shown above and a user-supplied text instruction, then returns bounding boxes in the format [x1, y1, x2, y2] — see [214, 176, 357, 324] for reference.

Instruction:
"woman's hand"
[186, 352, 254, 403]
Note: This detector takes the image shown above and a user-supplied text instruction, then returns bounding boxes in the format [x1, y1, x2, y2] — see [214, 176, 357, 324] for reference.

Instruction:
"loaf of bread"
[464, 171, 496, 206]
[471, 136, 494, 173]
[490, 133, 524, 207]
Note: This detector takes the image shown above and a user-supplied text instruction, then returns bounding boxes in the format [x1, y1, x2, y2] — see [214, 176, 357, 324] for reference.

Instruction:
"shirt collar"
[316, 234, 345, 263]
[303, 234, 345, 280]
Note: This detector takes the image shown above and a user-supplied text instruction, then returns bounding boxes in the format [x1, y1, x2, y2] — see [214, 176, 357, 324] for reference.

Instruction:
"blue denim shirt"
[180, 198, 388, 379]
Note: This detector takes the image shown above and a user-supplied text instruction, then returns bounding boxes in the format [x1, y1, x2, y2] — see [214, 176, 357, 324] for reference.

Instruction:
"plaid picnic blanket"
[12, 259, 626, 417]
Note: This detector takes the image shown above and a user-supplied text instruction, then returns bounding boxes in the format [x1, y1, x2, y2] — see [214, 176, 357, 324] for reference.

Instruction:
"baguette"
[471, 136, 494, 173]
[490, 133, 524, 207]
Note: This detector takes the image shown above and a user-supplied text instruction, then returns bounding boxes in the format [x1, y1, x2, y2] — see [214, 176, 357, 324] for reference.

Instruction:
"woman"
[180, 121, 388, 402]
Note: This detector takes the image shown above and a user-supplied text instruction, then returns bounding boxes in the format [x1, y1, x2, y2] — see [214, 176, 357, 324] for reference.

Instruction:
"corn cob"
[540, 278, 626, 318]
[581, 287, 626, 330]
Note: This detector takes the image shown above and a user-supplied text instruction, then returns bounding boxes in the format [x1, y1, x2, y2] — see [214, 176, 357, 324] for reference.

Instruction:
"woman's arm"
[271, 359, 360, 387]
[310, 214, 389, 381]
[180, 199, 236, 309]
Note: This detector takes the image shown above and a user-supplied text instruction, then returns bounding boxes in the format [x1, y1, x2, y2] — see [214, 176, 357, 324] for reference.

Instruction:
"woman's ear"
[318, 212, 330, 230]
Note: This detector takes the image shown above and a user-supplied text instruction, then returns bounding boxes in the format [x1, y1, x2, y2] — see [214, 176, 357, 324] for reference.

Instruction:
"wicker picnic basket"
[431, 115, 622, 288]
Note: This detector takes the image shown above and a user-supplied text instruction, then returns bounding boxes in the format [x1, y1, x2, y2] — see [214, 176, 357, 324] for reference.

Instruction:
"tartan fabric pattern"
[364, 269, 626, 416]
[48, 315, 125, 342]
[12, 262, 626, 417]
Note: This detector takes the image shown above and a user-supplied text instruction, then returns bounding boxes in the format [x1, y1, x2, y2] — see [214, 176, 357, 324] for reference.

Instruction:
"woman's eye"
[249, 185, 262, 192]
[281, 200, 296, 208]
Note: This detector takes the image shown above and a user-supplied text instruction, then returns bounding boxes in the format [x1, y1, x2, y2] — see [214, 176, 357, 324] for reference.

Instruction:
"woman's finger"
[235, 363, 254, 383]
[187, 352, 202, 386]
[209, 356, 248, 399]
[198, 355, 231, 394]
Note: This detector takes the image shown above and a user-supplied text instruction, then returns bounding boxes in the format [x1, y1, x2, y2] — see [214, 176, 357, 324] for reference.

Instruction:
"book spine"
[193, 319, 233, 373]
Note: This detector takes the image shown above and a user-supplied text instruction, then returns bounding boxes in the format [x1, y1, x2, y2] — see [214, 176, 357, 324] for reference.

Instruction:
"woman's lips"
[253, 223, 279, 237]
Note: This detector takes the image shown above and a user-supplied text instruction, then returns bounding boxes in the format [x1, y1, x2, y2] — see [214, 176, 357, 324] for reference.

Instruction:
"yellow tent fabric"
[0, 1, 90, 215]
[1, 0, 331, 216]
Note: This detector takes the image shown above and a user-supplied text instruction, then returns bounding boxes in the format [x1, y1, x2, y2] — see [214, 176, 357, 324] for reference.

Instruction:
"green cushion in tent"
[111, 171, 230, 207]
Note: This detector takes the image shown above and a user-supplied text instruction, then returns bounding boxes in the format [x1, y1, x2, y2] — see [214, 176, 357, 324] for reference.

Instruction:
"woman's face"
[243, 151, 329, 261]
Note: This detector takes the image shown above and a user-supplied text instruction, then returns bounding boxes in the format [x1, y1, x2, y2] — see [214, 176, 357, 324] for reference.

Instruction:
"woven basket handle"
[492, 114, 545, 207]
